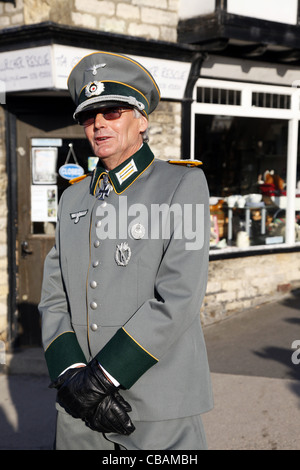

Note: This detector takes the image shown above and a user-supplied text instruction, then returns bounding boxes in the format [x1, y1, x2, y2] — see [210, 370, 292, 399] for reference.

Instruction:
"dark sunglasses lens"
[103, 110, 122, 120]
[80, 112, 95, 126]
[80, 107, 131, 125]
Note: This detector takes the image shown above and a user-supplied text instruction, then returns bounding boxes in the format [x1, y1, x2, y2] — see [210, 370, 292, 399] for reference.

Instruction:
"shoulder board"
[168, 159, 203, 167]
[69, 174, 89, 185]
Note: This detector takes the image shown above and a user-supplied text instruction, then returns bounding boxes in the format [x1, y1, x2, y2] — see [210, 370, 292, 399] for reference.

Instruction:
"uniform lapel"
[90, 143, 155, 197]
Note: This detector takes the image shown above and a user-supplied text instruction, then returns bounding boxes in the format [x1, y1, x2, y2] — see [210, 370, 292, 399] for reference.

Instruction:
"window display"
[195, 115, 300, 250]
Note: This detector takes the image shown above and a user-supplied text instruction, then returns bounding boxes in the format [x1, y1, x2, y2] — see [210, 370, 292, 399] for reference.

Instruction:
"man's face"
[82, 106, 148, 170]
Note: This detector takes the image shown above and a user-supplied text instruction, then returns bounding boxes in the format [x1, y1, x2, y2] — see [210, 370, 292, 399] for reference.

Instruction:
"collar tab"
[90, 144, 154, 196]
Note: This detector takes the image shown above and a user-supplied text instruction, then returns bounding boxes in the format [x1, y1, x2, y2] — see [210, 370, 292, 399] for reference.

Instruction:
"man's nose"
[94, 113, 107, 127]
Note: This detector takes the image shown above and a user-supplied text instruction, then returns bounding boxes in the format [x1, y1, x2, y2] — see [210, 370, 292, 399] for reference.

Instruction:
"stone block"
[205, 281, 222, 295]
[133, 0, 168, 8]
[75, 0, 115, 16]
[0, 17, 10, 27]
[11, 13, 24, 25]
[71, 12, 97, 28]
[215, 290, 236, 304]
[116, 3, 140, 19]
[160, 26, 177, 42]
[99, 17, 126, 33]
[141, 7, 177, 26]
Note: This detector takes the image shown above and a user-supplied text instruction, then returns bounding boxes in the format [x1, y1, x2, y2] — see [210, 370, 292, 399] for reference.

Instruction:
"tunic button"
[92, 260, 99, 267]
[90, 301, 98, 310]
[90, 323, 98, 331]
[96, 220, 102, 228]
[101, 201, 107, 208]
[90, 280, 97, 289]
[94, 240, 100, 248]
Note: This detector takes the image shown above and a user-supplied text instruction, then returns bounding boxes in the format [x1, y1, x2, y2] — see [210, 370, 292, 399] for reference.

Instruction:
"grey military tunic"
[39, 143, 213, 424]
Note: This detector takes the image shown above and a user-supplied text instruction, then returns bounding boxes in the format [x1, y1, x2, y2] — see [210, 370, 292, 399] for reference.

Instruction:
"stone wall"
[0, 0, 24, 27]
[0, 107, 8, 343]
[201, 252, 300, 325]
[21, 0, 179, 42]
[149, 101, 182, 161]
[1, 0, 179, 42]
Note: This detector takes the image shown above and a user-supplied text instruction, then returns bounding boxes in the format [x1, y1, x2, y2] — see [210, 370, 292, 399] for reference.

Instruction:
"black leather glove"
[50, 358, 135, 435]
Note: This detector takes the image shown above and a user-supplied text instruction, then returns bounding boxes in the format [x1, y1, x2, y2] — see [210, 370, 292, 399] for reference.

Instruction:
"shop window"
[194, 115, 300, 250]
[252, 92, 291, 109]
[197, 87, 241, 106]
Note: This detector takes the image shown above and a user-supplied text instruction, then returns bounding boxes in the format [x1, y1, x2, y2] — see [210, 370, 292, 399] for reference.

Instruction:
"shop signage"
[58, 163, 84, 180]
[0, 46, 53, 92]
[0, 44, 191, 100]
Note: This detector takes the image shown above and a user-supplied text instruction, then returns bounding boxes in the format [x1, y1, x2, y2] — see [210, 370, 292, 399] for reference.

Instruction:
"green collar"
[90, 143, 155, 195]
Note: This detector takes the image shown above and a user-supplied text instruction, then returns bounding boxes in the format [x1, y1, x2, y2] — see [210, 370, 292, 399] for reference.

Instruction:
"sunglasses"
[79, 107, 133, 126]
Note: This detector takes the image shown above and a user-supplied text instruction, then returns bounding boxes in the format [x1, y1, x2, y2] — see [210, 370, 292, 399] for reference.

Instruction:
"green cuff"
[44, 332, 87, 381]
[96, 328, 158, 389]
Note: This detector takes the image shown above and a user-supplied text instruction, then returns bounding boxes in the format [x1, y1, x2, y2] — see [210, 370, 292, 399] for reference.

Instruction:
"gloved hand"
[50, 358, 135, 435]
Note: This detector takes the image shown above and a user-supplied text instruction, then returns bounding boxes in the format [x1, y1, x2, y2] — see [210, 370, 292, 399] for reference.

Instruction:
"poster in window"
[32, 147, 58, 184]
[31, 185, 57, 222]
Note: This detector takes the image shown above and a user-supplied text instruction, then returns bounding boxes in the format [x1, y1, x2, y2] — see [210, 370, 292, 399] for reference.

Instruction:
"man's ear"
[139, 115, 149, 134]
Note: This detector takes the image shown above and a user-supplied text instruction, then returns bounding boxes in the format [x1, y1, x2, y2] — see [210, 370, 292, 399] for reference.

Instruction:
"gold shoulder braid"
[168, 159, 203, 167]
[69, 174, 89, 184]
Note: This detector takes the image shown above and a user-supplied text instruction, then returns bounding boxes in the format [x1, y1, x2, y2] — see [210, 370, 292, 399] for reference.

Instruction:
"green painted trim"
[44, 332, 87, 381]
[90, 143, 155, 195]
[96, 328, 158, 389]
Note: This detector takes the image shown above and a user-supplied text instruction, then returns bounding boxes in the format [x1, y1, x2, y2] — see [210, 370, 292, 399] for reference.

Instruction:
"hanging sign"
[59, 163, 84, 180]
[59, 143, 84, 180]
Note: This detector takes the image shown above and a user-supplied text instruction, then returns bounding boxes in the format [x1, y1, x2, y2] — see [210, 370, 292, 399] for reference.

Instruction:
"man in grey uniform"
[39, 51, 213, 450]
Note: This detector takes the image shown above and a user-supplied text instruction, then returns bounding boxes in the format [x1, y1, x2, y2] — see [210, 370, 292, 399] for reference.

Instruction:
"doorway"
[10, 95, 92, 347]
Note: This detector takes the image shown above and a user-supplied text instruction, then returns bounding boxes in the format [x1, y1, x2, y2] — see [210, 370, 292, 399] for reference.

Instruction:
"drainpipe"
[181, 53, 207, 159]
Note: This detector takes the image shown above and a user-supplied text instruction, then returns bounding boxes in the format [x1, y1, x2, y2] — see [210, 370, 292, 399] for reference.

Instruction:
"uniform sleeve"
[96, 168, 210, 389]
[38, 194, 87, 381]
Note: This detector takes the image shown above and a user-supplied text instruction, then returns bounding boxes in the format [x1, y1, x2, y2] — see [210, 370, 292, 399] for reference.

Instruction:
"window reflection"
[195, 115, 300, 249]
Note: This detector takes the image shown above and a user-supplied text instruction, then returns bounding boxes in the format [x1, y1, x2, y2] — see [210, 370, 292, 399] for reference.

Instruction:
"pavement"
[0, 290, 300, 450]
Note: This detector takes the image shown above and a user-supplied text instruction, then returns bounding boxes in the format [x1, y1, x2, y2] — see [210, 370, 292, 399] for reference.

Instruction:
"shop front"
[192, 73, 300, 324]
[175, 0, 300, 323]
[1, 27, 195, 347]
[191, 77, 300, 254]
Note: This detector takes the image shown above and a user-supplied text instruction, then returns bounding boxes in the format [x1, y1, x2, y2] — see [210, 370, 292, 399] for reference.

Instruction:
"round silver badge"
[131, 223, 145, 240]
[85, 81, 105, 98]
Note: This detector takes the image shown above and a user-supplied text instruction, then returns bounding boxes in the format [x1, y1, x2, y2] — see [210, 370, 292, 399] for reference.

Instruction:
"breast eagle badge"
[70, 210, 88, 224]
